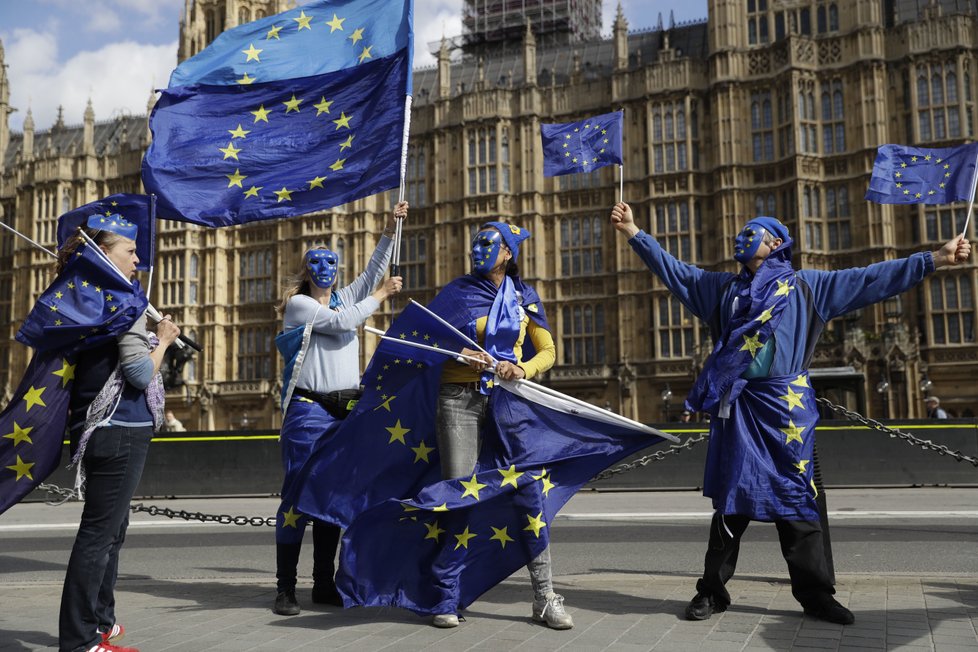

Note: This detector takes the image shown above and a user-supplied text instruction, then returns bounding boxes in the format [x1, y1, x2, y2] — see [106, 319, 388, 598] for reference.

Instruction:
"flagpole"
[392, 94, 413, 277]
[0, 220, 56, 256]
[146, 194, 157, 303]
[962, 149, 978, 238]
[363, 325, 488, 366]
[618, 164, 623, 203]
[409, 299, 484, 353]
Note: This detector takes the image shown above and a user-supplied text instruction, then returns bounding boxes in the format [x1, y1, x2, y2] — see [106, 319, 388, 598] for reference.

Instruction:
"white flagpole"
[364, 325, 488, 366]
[961, 149, 978, 238]
[392, 94, 413, 275]
[0, 220, 56, 256]
[618, 164, 623, 203]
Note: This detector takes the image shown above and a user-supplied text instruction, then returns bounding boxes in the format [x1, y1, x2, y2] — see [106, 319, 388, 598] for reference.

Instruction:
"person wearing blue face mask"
[424, 222, 572, 630]
[611, 201, 971, 626]
[271, 202, 406, 616]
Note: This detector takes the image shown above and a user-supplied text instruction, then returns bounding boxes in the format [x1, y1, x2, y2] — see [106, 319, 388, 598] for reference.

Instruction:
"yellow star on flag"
[540, 474, 556, 497]
[6, 455, 34, 482]
[266, 24, 282, 39]
[780, 420, 805, 445]
[459, 473, 487, 500]
[326, 13, 346, 32]
[314, 97, 334, 115]
[307, 175, 327, 190]
[281, 506, 301, 528]
[236, 73, 255, 85]
[22, 386, 47, 412]
[250, 104, 271, 123]
[789, 374, 809, 388]
[283, 94, 303, 113]
[433, 503, 449, 512]
[454, 526, 476, 550]
[53, 359, 76, 387]
[779, 386, 805, 411]
[228, 124, 250, 139]
[358, 46, 373, 64]
[810, 478, 819, 498]
[423, 520, 445, 542]
[329, 158, 346, 172]
[531, 467, 548, 480]
[489, 526, 514, 549]
[411, 440, 435, 463]
[754, 307, 774, 324]
[226, 169, 247, 188]
[497, 464, 523, 488]
[332, 112, 352, 129]
[385, 419, 410, 444]
[774, 279, 795, 297]
[293, 10, 313, 30]
[54, 291, 63, 299]
[243, 185, 262, 198]
[740, 332, 763, 358]
[3, 422, 34, 446]
[794, 459, 810, 473]
[524, 512, 547, 538]
[218, 141, 242, 160]
[339, 134, 355, 151]
[273, 187, 293, 202]
[349, 27, 364, 44]
[67, 282, 75, 289]
[375, 395, 396, 411]
[242, 43, 262, 62]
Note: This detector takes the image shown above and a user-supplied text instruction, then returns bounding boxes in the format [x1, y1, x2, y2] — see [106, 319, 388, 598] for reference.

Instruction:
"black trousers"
[276, 520, 341, 592]
[695, 512, 835, 610]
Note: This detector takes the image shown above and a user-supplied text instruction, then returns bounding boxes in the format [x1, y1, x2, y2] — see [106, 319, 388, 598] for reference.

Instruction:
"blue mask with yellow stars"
[305, 249, 339, 289]
[733, 223, 768, 264]
[471, 230, 504, 276]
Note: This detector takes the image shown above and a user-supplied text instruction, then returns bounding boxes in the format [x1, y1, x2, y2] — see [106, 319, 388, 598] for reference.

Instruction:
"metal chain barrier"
[814, 396, 978, 467]
[592, 431, 711, 481]
[129, 502, 277, 527]
[37, 482, 80, 506]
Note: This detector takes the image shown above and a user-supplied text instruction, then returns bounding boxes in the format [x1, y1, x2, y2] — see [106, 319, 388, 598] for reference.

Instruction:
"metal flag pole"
[392, 94, 413, 277]
[961, 148, 978, 238]
[145, 193, 157, 303]
[363, 325, 488, 366]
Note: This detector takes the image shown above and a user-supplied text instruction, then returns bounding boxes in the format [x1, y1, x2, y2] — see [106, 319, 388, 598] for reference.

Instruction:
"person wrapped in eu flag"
[421, 222, 573, 630]
[610, 201, 970, 626]
[271, 202, 406, 617]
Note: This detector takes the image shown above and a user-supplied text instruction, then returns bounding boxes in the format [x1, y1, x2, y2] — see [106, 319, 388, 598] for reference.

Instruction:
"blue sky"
[0, 0, 708, 133]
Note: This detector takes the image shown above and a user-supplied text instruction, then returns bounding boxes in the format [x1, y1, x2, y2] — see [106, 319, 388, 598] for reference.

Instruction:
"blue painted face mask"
[305, 249, 339, 288]
[471, 230, 504, 276]
[733, 224, 768, 264]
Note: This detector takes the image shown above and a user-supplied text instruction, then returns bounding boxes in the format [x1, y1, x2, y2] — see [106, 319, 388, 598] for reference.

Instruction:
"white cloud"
[86, 7, 124, 33]
[4, 28, 59, 75]
[6, 38, 177, 132]
[412, 0, 463, 68]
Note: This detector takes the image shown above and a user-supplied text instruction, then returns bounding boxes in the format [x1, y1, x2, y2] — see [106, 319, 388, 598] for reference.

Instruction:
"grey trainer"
[532, 592, 574, 629]
[431, 613, 459, 628]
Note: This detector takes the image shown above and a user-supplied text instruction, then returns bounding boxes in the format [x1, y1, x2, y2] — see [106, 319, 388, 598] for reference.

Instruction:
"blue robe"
[629, 230, 934, 520]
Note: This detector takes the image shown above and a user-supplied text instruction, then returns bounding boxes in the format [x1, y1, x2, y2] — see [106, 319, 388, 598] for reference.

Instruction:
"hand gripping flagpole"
[392, 94, 413, 278]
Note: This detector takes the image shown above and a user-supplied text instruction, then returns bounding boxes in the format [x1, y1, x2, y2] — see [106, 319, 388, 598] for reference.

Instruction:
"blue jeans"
[436, 384, 554, 599]
[59, 425, 153, 652]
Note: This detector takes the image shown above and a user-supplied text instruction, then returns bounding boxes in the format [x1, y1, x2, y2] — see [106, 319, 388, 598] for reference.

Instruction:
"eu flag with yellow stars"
[541, 111, 623, 177]
[57, 194, 156, 272]
[865, 143, 978, 204]
[143, 0, 413, 226]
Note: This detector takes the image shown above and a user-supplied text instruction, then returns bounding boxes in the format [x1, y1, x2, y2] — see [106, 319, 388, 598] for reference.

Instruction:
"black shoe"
[803, 598, 854, 625]
[312, 582, 343, 606]
[684, 593, 715, 620]
[274, 589, 301, 616]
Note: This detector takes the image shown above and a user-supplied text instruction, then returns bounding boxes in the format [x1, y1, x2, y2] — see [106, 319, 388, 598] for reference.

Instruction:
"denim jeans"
[59, 426, 153, 652]
[436, 384, 553, 600]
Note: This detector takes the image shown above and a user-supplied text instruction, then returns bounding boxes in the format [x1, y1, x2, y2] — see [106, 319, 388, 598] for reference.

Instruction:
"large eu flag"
[865, 143, 978, 204]
[142, 0, 413, 226]
[541, 111, 623, 177]
[56, 194, 156, 272]
[1, 243, 148, 516]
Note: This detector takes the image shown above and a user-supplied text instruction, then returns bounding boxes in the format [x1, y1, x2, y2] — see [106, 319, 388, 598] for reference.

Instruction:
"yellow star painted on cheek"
[226, 169, 247, 188]
[789, 374, 809, 388]
[3, 422, 34, 446]
[794, 459, 810, 473]
[326, 13, 345, 32]
[489, 526, 514, 548]
[273, 187, 293, 202]
[266, 24, 282, 39]
[307, 175, 327, 190]
[423, 520, 444, 541]
[22, 386, 47, 412]
[779, 387, 805, 411]
[349, 27, 364, 44]
[281, 506, 301, 528]
[774, 279, 795, 297]
[332, 112, 352, 129]
[454, 526, 477, 550]
[780, 420, 805, 445]
[740, 332, 763, 358]
[6, 455, 34, 481]
[218, 141, 242, 160]
[243, 185, 262, 198]
[459, 473, 487, 500]
[283, 94, 302, 113]
[250, 104, 271, 123]
[228, 124, 250, 139]
[524, 512, 547, 538]
[242, 43, 262, 62]
[411, 440, 435, 463]
[385, 419, 410, 444]
[293, 10, 313, 30]
[497, 464, 524, 488]
[53, 359, 76, 387]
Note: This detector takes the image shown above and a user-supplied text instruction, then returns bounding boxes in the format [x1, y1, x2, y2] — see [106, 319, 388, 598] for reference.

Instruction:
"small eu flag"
[142, 0, 413, 227]
[541, 111, 623, 177]
[865, 143, 978, 205]
[57, 194, 156, 272]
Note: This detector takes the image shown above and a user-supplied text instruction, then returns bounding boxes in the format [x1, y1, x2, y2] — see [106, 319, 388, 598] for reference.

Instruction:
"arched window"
[828, 4, 839, 31]
[918, 73, 930, 107]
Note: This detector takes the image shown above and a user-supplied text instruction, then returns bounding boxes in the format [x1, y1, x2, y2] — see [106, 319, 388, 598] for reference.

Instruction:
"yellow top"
[441, 315, 556, 383]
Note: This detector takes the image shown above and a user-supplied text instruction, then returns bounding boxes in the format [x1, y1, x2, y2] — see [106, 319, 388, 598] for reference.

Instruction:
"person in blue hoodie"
[610, 201, 970, 625]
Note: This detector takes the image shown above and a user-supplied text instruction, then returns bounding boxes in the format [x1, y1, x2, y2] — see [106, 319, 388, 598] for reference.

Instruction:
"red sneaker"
[100, 624, 124, 643]
[86, 642, 139, 652]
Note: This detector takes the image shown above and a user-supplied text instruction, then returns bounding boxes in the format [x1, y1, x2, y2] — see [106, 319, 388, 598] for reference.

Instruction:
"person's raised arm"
[289, 278, 402, 335]
[341, 201, 408, 302]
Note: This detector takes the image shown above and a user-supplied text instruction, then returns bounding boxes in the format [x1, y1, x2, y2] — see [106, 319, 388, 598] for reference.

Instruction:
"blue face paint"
[733, 223, 768, 264]
[305, 249, 339, 288]
[471, 229, 503, 275]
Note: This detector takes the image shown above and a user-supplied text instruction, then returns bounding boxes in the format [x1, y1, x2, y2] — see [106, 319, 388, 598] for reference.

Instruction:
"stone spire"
[22, 107, 34, 160]
[0, 38, 9, 170]
[83, 98, 95, 154]
[614, 2, 629, 71]
[437, 35, 451, 100]
[522, 18, 536, 86]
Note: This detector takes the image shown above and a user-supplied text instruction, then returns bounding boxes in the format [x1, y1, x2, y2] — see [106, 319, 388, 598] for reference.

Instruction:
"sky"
[0, 0, 708, 133]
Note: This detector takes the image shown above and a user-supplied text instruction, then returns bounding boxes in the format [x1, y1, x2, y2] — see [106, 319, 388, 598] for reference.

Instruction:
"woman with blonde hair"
[272, 201, 406, 616]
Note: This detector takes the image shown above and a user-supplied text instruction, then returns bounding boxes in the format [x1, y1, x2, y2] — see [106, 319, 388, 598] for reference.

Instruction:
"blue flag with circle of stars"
[56, 194, 156, 272]
[143, 0, 413, 226]
[541, 111, 623, 178]
[865, 143, 978, 204]
[1, 243, 148, 516]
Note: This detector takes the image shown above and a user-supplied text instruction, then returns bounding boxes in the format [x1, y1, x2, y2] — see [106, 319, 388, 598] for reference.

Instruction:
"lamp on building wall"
[919, 373, 933, 395]
[661, 384, 672, 422]
[240, 412, 251, 431]
[876, 376, 890, 420]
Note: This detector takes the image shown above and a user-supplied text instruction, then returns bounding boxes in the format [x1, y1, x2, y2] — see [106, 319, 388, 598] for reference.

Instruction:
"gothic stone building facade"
[0, 0, 976, 430]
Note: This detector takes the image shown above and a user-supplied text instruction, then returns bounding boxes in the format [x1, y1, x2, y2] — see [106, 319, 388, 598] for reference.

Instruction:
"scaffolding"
[462, 0, 602, 52]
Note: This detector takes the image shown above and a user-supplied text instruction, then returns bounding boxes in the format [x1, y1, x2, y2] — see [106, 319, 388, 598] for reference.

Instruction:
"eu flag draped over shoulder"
[865, 143, 978, 204]
[143, 0, 413, 226]
[541, 111, 623, 177]
[56, 194, 156, 272]
[1, 242, 148, 516]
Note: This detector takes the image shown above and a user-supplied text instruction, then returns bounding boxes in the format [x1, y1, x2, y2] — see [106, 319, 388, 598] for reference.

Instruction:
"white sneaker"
[532, 592, 574, 629]
[431, 613, 459, 628]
